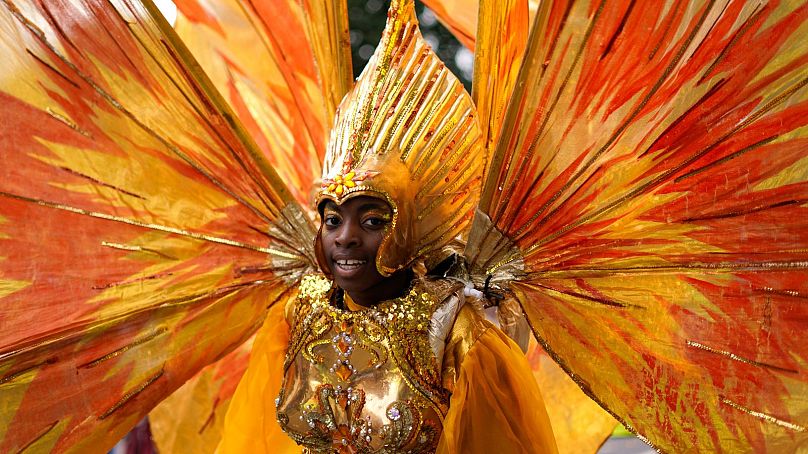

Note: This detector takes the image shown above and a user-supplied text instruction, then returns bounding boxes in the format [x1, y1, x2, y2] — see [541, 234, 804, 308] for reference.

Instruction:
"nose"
[334, 220, 361, 248]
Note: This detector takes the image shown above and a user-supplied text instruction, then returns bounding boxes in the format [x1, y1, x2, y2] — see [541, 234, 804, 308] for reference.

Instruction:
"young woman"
[216, 4, 556, 451]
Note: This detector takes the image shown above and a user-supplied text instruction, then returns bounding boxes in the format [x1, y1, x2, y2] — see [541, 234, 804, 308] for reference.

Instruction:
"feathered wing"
[464, 2, 617, 452]
[149, 341, 252, 452]
[471, 0, 528, 179]
[170, 0, 352, 206]
[0, 0, 315, 451]
[525, 340, 616, 454]
[467, 0, 808, 452]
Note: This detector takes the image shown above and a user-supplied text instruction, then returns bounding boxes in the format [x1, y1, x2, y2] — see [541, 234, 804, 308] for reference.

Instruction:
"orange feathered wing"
[467, 0, 808, 452]
[142, 2, 353, 449]
[0, 0, 314, 451]
[464, 2, 617, 452]
[170, 0, 352, 207]
[149, 341, 253, 452]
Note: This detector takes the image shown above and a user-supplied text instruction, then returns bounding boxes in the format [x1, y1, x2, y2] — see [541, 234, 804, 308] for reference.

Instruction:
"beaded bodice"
[275, 275, 456, 453]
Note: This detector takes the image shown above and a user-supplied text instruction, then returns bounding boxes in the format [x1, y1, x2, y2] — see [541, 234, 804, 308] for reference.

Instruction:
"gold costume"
[219, 275, 556, 453]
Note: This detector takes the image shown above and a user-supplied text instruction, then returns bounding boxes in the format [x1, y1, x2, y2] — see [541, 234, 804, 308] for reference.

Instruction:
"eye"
[362, 216, 388, 229]
[323, 215, 341, 228]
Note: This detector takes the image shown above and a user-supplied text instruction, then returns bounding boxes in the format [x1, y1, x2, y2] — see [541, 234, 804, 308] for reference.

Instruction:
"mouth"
[333, 258, 368, 272]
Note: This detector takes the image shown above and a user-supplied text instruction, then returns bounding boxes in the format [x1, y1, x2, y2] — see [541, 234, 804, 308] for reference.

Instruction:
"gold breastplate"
[276, 276, 451, 453]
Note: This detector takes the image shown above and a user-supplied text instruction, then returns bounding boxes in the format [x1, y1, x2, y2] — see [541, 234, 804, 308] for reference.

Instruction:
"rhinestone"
[274, 396, 281, 407]
[336, 337, 351, 354]
[335, 364, 353, 380]
[387, 407, 401, 421]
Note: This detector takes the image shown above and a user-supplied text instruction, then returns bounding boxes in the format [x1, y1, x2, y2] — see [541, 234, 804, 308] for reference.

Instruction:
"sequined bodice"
[276, 276, 452, 453]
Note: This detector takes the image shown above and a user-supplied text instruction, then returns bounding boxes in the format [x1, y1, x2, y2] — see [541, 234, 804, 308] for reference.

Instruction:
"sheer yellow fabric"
[437, 326, 558, 454]
[216, 302, 301, 454]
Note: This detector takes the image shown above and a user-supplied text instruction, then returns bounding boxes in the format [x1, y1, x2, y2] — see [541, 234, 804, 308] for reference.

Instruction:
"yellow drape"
[216, 302, 300, 454]
[437, 326, 558, 454]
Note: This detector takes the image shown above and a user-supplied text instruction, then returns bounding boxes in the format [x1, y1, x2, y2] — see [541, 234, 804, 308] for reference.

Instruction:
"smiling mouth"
[334, 259, 368, 270]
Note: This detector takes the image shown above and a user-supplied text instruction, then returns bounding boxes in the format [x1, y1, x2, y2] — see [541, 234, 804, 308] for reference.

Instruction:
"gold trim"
[719, 397, 806, 432]
[79, 328, 168, 369]
[685, 340, 798, 374]
[101, 241, 177, 260]
[0, 358, 57, 385]
[0, 191, 302, 259]
[45, 107, 91, 137]
[99, 368, 164, 419]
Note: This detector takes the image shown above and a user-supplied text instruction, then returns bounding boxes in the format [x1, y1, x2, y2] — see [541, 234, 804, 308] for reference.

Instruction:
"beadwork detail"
[277, 274, 453, 453]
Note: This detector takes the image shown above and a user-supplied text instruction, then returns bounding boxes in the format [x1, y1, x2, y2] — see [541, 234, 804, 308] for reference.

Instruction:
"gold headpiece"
[315, 0, 484, 277]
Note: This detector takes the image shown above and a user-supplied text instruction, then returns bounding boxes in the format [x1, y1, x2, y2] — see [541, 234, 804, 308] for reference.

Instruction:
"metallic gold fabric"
[439, 304, 487, 393]
[220, 274, 558, 454]
[277, 275, 458, 452]
[314, 0, 484, 276]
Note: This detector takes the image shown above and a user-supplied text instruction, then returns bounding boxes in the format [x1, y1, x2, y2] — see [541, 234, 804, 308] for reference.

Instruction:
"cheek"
[319, 229, 335, 257]
[365, 232, 386, 264]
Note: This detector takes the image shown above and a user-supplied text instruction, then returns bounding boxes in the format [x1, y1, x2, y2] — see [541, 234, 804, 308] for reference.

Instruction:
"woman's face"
[320, 196, 394, 304]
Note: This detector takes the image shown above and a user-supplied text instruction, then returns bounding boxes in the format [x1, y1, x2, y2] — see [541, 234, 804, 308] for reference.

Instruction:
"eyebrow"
[322, 201, 391, 214]
[357, 202, 390, 212]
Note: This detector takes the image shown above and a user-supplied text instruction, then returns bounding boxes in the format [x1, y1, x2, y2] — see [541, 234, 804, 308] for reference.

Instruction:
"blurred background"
[347, 0, 473, 89]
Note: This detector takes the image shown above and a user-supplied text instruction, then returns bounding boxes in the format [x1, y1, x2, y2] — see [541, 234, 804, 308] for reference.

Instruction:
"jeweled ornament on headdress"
[315, 0, 484, 276]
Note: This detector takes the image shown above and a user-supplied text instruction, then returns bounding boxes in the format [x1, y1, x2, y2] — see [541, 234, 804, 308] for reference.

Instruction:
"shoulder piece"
[441, 303, 491, 393]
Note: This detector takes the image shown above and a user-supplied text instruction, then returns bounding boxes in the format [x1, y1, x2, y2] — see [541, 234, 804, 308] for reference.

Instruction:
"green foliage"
[347, 0, 472, 90]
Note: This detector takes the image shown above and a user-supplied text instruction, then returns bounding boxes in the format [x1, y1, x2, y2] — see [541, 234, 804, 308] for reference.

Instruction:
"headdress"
[314, 0, 484, 277]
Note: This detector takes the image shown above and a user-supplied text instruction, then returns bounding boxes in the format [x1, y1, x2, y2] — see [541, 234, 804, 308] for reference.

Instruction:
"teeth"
[336, 259, 366, 265]
[335, 259, 366, 269]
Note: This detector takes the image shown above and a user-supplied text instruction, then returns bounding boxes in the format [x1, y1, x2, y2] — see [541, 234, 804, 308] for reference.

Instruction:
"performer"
[217, 3, 556, 451]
